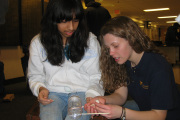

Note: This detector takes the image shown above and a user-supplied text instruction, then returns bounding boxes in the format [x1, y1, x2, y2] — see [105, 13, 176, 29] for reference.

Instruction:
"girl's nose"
[109, 48, 114, 56]
[68, 21, 74, 30]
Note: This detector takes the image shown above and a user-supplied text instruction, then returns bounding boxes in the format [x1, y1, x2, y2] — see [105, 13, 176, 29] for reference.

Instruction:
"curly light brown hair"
[100, 16, 162, 92]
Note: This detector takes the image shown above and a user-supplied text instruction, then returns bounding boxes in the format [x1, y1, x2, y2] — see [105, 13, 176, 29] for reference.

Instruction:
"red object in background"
[114, 9, 120, 14]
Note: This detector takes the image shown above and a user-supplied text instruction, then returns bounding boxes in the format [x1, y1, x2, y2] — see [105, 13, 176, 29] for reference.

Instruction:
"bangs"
[56, 9, 83, 23]
[54, 0, 83, 23]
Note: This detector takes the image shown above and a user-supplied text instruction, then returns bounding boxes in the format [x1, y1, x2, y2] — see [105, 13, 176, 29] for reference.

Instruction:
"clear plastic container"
[68, 95, 83, 120]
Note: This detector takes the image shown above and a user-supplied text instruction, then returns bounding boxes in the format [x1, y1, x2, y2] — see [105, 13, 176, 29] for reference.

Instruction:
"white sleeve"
[27, 36, 47, 97]
[85, 33, 104, 98]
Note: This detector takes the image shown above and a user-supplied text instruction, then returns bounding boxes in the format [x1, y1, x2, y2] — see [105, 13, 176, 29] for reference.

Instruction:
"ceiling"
[96, 0, 180, 27]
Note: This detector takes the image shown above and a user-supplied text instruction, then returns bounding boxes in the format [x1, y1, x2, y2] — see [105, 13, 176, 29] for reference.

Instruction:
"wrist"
[86, 97, 92, 103]
[120, 107, 126, 120]
[39, 86, 45, 93]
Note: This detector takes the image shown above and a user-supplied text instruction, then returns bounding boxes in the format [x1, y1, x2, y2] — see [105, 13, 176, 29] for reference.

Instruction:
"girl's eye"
[73, 19, 79, 22]
[114, 45, 118, 48]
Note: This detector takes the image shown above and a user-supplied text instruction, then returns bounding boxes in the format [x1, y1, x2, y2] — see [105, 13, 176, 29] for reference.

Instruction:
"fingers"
[85, 97, 107, 119]
[85, 103, 96, 112]
[38, 98, 54, 105]
[38, 87, 53, 105]
[94, 103, 111, 117]
[38, 94, 54, 105]
[84, 97, 99, 111]
[95, 102, 109, 109]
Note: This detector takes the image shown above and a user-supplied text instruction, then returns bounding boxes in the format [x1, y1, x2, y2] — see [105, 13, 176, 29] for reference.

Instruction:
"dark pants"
[0, 61, 6, 98]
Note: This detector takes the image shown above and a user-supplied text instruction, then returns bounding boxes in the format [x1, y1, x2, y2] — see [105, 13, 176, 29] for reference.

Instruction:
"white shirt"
[28, 33, 104, 98]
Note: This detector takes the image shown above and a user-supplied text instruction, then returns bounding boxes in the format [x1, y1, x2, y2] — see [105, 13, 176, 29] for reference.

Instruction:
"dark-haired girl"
[28, 0, 104, 119]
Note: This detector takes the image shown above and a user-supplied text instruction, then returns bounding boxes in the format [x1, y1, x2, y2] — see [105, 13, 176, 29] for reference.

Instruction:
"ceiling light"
[131, 18, 143, 24]
[140, 25, 144, 28]
[143, 8, 169, 12]
[176, 14, 180, 24]
[166, 21, 177, 23]
[158, 16, 177, 19]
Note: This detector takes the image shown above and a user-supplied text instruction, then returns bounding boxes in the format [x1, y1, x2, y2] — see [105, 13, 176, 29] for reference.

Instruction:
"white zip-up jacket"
[28, 33, 104, 98]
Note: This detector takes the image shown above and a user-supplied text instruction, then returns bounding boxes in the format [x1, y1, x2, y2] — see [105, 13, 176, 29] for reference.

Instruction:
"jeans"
[39, 92, 91, 120]
[123, 100, 140, 111]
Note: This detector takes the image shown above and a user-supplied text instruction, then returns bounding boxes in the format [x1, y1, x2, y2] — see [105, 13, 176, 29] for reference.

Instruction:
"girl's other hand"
[95, 103, 122, 119]
[38, 87, 54, 105]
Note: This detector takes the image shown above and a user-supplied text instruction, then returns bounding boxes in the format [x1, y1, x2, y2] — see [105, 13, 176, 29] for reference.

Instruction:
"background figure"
[84, 0, 111, 44]
[21, 45, 29, 89]
[28, 0, 103, 120]
[165, 23, 180, 46]
[0, 0, 8, 24]
[0, 61, 6, 99]
[21, 45, 29, 78]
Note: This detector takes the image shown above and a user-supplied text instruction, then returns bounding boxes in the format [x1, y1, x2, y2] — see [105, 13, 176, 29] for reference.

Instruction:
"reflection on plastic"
[68, 96, 83, 120]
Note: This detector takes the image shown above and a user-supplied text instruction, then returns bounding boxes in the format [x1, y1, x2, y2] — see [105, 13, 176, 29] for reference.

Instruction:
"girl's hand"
[86, 97, 93, 103]
[38, 87, 54, 105]
[95, 103, 122, 119]
[84, 96, 106, 118]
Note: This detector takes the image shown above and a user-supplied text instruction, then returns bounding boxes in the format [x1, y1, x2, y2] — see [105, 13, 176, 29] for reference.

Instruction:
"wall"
[0, 0, 19, 46]
[144, 27, 159, 41]
[21, 0, 42, 45]
[0, 46, 24, 80]
[0, 0, 43, 80]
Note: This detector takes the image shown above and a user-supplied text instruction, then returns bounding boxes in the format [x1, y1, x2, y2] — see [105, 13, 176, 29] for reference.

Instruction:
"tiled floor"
[173, 64, 180, 84]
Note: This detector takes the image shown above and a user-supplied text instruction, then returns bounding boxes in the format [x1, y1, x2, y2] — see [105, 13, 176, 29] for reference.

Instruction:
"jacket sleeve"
[27, 36, 47, 97]
[85, 33, 104, 98]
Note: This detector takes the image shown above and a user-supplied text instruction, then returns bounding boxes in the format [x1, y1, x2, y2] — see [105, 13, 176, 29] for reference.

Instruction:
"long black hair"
[40, 0, 89, 65]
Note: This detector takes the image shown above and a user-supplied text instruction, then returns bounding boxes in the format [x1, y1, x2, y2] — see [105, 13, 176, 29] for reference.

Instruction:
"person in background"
[84, 0, 111, 44]
[0, 0, 8, 24]
[0, 61, 6, 99]
[28, 0, 104, 120]
[21, 45, 30, 90]
[85, 16, 180, 120]
[165, 23, 180, 46]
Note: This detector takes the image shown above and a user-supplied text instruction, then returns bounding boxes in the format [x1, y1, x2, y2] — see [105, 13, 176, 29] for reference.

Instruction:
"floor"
[0, 82, 36, 120]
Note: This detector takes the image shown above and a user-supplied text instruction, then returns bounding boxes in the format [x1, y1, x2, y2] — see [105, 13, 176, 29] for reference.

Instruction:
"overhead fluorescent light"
[131, 18, 143, 24]
[158, 16, 177, 19]
[175, 14, 180, 24]
[166, 21, 177, 23]
[140, 25, 144, 28]
[144, 8, 169, 12]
